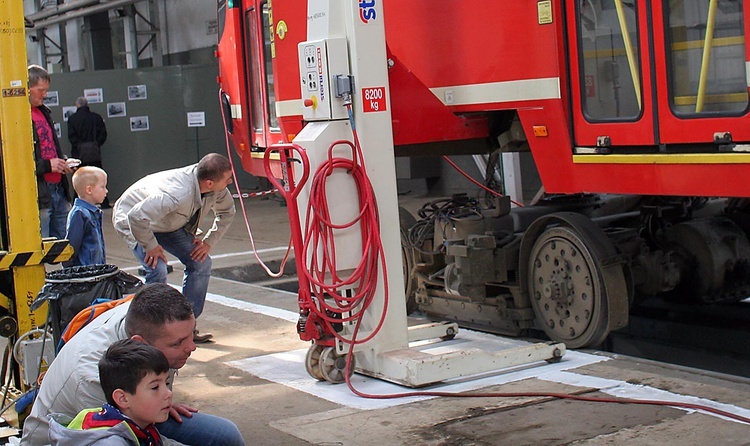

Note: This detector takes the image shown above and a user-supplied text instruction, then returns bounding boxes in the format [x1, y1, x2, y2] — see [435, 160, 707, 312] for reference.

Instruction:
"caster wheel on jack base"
[319, 346, 355, 384]
[305, 343, 326, 381]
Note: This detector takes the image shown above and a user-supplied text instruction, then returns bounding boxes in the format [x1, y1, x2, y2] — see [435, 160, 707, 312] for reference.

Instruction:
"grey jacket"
[48, 412, 185, 446]
[20, 304, 132, 445]
[112, 163, 236, 251]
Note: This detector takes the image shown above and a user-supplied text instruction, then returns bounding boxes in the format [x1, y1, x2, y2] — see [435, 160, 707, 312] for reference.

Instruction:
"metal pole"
[696, 0, 718, 113]
[0, 0, 49, 342]
[196, 126, 200, 161]
[613, 0, 641, 109]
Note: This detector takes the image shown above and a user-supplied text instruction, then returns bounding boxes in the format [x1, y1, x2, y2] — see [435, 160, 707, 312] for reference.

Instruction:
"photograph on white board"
[128, 85, 147, 100]
[84, 88, 104, 103]
[130, 116, 150, 131]
[62, 106, 77, 122]
[43, 90, 59, 107]
[107, 102, 127, 118]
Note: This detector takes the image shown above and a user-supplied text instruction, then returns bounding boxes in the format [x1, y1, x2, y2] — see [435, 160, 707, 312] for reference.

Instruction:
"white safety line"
[206, 292, 298, 323]
[210, 246, 291, 260]
[206, 291, 750, 421]
[226, 348, 607, 410]
[209, 276, 298, 296]
[118, 246, 291, 273]
[205, 290, 608, 409]
[538, 371, 750, 425]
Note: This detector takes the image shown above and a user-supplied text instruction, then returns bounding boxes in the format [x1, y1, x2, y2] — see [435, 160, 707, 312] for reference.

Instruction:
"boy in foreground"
[20, 284, 244, 446]
[64, 166, 108, 267]
[49, 339, 185, 445]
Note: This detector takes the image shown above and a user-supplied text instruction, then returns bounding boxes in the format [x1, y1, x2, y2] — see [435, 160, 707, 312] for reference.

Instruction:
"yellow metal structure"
[0, 1, 72, 347]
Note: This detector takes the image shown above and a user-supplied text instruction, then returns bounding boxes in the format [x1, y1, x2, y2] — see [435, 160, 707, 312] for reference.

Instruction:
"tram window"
[261, 3, 279, 130]
[245, 8, 264, 133]
[666, 0, 748, 116]
[244, 3, 279, 134]
[578, 0, 642, 121]
[218, 0, 227, 39]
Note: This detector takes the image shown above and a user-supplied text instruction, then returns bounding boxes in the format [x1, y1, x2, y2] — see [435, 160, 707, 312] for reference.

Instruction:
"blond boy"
[64, 166, 108, 266]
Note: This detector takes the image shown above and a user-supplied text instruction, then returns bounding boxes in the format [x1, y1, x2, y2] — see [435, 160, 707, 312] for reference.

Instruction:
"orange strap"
[61, 294, 135, 344]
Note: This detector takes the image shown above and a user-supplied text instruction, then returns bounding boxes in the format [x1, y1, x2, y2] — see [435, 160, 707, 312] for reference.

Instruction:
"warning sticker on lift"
[2, 88, 26, 98]
[362, 87, 386, 113]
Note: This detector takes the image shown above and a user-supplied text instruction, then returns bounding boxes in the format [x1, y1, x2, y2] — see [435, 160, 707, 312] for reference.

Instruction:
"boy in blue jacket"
[64, 166, 108, 266]
[49, 339, 185, 445]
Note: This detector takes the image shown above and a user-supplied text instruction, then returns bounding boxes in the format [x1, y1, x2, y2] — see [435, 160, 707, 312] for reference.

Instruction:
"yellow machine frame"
[0, 0, 72, 365]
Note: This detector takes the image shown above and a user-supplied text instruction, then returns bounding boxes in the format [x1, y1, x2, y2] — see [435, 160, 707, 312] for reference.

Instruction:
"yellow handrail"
[614, 0, 641, 109]
[696, 0, 719, 113]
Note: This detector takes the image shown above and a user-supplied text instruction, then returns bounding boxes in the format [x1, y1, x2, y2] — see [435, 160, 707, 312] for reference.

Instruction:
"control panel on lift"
[298, 38, 350, 121]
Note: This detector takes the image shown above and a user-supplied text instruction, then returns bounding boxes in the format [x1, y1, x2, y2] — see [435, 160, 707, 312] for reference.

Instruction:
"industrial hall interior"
[1, 0, 750, 444]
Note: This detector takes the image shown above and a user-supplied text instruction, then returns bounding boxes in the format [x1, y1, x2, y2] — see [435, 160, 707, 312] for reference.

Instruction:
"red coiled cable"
[300, 134, 389, 346]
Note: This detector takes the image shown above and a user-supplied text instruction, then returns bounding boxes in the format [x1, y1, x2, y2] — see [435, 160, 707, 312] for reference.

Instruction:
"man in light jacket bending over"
[113, 153, 236, 343]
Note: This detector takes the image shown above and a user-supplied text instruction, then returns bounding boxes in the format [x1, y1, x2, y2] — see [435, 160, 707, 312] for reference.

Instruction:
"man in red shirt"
[29, 64, 73, 238]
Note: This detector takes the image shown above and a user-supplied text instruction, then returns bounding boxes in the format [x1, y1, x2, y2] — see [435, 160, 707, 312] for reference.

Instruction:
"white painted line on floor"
[206, 292, 298, 323]
[204, 291, 608, 409]
[229, 349, 429, 409]
[209, 276, 298, 296]
[539, 370, 750, 425]
[119, 266, 142, 273]
[207, 291, 750, 421]
[211, 246, 291, 260]
[119, 246, 291, 273]
[227, 348, 605, 410]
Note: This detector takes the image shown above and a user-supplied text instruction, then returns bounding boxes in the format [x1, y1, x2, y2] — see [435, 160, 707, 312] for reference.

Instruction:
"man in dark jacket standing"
[68, 96, 109, 207]
[29, 64, 73, 239]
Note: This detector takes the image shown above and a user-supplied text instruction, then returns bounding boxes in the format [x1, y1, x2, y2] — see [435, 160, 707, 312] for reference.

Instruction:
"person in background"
[68, 96, 110, 208]
[112, 154, 236, 343]
[21, 284, 245, 446]
[29, 64, 73, 239]
[64, 166, 108, 267]
[49, 339, 186, 445]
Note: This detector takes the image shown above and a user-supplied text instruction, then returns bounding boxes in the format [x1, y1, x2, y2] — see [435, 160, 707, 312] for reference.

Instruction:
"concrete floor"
[30, 197, 750, 445]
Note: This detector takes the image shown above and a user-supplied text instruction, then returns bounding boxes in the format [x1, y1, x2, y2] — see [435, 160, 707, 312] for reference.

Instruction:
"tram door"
[244, 1, 281, 150]
[567, 0, 750, 150]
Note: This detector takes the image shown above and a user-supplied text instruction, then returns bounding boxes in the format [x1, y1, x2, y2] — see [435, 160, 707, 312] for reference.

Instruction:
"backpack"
[57, 294, 135, 353]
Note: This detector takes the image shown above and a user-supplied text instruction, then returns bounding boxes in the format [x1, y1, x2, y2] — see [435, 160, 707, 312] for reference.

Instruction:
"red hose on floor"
[343, 368, 750, 424]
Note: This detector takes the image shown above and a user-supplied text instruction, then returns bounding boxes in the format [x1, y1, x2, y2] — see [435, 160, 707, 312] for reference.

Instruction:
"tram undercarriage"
[404, 194, 750, 348]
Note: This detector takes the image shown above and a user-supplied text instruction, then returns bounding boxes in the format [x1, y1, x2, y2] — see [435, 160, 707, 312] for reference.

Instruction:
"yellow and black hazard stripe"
[0, 239, 73, 270]
[41, 239, 73, 264]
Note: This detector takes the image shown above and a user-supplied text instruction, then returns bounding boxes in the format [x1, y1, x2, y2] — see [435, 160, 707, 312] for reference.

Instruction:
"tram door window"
[260, 3, 278, 130]
[665, 0, 748, 116]
[578, 0, 642, 121]
[244, 1, 278, 148]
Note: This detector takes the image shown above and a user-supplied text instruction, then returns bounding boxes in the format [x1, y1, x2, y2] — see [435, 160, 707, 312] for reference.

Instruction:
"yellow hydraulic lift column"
[0, 1, 72, 352]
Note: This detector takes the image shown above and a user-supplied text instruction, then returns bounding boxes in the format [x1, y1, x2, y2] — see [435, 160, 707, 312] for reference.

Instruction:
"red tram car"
[217, 0, 750, 348]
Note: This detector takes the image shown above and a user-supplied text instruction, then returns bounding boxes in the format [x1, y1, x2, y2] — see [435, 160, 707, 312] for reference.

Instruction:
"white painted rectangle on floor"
[227, 330, 608, 410]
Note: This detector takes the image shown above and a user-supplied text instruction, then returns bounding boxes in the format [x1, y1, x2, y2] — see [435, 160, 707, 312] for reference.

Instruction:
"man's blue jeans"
[157, 412, 245, 445]
[39, 182, 71, 239]
[133, 228, 212, 318]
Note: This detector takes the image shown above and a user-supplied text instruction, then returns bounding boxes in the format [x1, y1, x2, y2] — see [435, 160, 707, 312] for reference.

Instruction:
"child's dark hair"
[99, 339, 170, 406]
